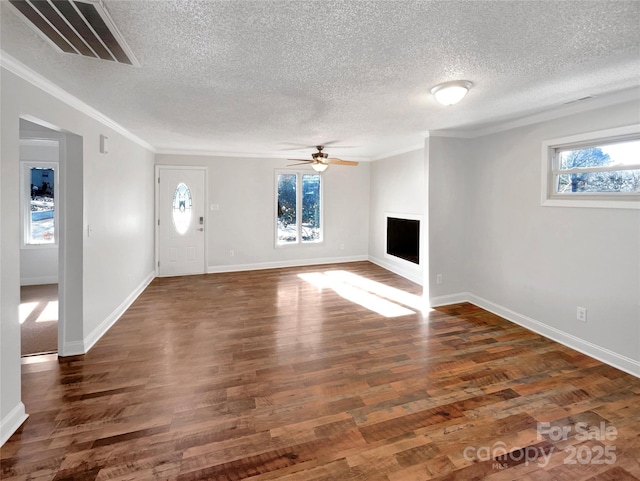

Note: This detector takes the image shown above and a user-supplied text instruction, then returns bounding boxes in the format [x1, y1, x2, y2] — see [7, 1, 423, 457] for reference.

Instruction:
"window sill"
[275, 240, 324, 248]
[542, 198, 640, 209]
[22, 242, 58, 249]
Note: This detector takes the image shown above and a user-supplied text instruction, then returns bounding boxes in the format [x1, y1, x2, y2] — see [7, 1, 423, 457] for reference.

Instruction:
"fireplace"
[386, 216, 420, 265]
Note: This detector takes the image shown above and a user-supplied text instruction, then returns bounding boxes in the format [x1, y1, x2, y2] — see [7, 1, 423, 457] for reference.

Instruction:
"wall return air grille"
[8, 0, 139, 66]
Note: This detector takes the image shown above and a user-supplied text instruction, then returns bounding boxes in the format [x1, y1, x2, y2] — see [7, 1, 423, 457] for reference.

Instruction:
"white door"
[157, 167, 206, 276]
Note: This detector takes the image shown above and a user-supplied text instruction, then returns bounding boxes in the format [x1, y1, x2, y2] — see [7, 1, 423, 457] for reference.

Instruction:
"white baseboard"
[60, 340, 85, 357]
[0, 402, 28, 447]
[82, 271, 155, 353]
[20, 276, 58, 286]
[429, 292, 471, 307]
[207, 255, 368, 274]
[368, 255, 424, 285]
[429, 292, 640, 378]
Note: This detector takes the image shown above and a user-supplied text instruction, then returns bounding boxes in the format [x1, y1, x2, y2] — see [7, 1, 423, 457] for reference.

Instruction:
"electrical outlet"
[229, 249, 234, 257]
[576, 306, 587, 322]
[436, 274, 443, 285]
[340, 243, 345, 250]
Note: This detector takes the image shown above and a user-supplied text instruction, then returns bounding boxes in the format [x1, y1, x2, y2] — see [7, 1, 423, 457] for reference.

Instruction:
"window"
[172, 182, 193, 235]
[542, 125, 640, 209]
[276, 171, 322, 245]
[22, 162, 58, 245]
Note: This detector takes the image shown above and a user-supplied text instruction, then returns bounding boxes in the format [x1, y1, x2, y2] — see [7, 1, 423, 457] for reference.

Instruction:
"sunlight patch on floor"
[19, 302, 39, 324]
[325, 270, 431, 314]
[36, 301, 58, 323]
[298, 270, 431, 318]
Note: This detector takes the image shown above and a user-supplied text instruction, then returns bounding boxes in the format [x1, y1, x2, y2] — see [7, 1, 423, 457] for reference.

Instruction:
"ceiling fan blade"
[287, 161, 313, 166]
[327, 158, 359, 166]
[287, 158, 313, 162]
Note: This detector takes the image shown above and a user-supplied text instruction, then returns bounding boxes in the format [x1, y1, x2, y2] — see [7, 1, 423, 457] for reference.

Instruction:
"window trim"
[541, 124, 640, 209]
[274, 169, 324, 247]
[21, 161, 59, 248]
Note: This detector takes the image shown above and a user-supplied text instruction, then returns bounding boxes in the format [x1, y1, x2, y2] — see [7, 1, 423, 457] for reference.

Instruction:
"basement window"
[542, 125, 640, 209]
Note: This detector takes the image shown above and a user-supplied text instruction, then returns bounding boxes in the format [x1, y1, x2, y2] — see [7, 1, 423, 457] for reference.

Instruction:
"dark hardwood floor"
[2, 261, 639, 480]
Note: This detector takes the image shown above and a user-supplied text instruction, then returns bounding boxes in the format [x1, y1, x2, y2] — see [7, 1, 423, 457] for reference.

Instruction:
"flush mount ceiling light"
[430, 80, 473, 106]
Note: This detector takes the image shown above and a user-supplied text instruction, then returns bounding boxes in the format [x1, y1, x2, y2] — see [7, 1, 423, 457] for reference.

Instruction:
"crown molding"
[3, 49, 637, 158]
[156, 147, 372, 162]
[427, 130, 477, 139]
[371, 144, 424, 161]
[374, 87, 640, 157]
[155, 148, 299, 159]
[0, 50, 156, 152]
[429, 87, 640, 139]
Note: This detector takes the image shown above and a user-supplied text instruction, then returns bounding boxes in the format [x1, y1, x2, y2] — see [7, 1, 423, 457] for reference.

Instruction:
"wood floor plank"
[2, 261, 639, 480]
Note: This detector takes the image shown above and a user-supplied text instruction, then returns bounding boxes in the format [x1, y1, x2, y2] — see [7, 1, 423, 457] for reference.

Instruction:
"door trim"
[155, 165, 208, 277]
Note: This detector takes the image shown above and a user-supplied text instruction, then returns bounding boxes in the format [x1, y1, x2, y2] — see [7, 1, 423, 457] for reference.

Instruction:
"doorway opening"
[19, 119, 60, 356]
[18, 116, 84, 358]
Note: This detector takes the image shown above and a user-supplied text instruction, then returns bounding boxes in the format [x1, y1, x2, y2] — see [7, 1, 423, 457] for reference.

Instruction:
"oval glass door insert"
[172, 182, 192, 235]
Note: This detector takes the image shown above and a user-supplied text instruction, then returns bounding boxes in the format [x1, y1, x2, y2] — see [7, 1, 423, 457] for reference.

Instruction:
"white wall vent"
[8, 0, 140, 66]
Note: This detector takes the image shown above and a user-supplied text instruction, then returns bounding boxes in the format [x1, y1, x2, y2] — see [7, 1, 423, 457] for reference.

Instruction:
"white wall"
[82, 127, 155, 351]
[0, 70, 26, 447]
[20, 136, 59, 285]
[428, 136, 472, 297]
[19, 140, 59, 162]
[20, 248, 58, 285]
[368, 148, 426, 284]
[429, 100, 640, 375]
[1, 66, 156, 444]
[156, 154, 370, 270]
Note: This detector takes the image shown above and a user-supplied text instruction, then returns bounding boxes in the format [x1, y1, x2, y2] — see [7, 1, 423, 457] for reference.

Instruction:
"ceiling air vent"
[8, 0, 139, 66]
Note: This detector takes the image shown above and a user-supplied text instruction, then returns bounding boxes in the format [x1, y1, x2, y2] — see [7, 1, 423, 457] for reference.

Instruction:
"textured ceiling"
[2, 0, 639, 159]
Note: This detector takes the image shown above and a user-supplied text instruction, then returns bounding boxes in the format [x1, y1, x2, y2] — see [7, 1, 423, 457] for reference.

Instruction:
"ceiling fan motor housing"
[312, 146, 328, 162]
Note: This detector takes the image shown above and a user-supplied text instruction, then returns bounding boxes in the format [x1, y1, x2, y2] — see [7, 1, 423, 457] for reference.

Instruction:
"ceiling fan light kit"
[311, 162, 329, 172]
[431, 80, 473, 106]
[287, 145, 359, 172]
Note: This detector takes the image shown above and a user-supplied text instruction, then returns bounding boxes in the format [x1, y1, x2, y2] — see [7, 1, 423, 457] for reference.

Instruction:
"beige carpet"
[21, 284, 58, 356]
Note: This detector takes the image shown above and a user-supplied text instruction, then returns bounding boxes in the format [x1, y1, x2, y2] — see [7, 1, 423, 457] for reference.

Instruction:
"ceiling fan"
[288, 145, 359, 172]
